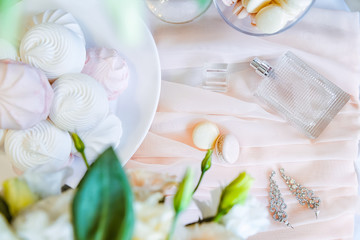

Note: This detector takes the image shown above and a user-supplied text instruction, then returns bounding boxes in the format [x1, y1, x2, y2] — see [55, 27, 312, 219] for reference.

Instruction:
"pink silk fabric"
[126, 7, 360, 240]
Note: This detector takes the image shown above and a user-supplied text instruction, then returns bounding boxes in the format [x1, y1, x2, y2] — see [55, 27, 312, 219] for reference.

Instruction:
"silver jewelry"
[279, 168, 321, 219]
[269, 171, 293, 228]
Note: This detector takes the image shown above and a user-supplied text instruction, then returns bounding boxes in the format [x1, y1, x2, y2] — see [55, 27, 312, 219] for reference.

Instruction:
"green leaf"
[72, 147, 134, 240]
[0, 196, 12, 222]
[0, 0, 22, 41]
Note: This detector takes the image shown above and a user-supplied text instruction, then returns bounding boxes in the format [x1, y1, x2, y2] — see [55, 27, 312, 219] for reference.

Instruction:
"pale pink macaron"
[82, 47, 130, 100]
[215, 134, 240, 164]
[0, 59, 53, 129]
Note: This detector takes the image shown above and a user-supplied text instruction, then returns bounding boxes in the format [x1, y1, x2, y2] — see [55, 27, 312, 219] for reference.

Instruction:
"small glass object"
[202, 63, 229, 92]
[145, 0, 212, 24]
[251, 51, 350, 139]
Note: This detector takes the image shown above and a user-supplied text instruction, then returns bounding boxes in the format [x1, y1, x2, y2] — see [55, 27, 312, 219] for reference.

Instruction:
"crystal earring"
[279, 168, 321, 219]
[269, 171, 293, 228]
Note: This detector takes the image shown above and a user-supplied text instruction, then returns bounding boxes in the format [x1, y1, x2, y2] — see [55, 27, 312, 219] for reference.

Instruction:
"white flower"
[132, 195, 174, 240]
[127, 169, 177, 201]
[12, 190, 75, 240]
[221, 196, 270, 239]
[0, 214, 19, 240]
[23, 165, 72, 199]
[193, 188, 222, 219]
[194, 188, 270, 239]
[176, 223, 241, 240]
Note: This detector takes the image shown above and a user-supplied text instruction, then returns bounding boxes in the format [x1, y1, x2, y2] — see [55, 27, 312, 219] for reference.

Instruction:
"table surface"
[141, 0, 360, 239]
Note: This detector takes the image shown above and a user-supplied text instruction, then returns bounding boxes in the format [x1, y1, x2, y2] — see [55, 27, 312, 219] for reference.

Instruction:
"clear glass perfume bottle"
[251, 51, 350, 139]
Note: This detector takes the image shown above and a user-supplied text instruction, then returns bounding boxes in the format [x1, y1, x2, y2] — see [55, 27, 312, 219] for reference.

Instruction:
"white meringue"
[20, 23, 86, 80]
[82, 48, 130, 100]
[4, 120, 72, 172]
[72, 114, 122, 162]
[0, 60, 53, 130]
[0, 39, 18, 60]
[31, 9, 85, 44]
[49, 73, 109, 133]
[0, 129, 6, 147]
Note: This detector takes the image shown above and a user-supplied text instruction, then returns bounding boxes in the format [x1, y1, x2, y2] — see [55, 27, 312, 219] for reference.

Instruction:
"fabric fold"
[127, 5, 360, 240]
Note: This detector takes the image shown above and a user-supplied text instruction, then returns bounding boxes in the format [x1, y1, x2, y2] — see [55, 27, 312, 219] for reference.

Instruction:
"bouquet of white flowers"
[0, 140, 269, 240]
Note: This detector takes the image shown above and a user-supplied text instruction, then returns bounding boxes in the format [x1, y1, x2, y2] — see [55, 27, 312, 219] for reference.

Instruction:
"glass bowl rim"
[213, 0, 315, 36]
[145, 0, 213, 24]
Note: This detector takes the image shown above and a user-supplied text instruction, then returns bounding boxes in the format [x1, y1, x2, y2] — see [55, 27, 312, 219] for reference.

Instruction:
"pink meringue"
[0, 60, 53, 129]
[82, 48, 130, 100]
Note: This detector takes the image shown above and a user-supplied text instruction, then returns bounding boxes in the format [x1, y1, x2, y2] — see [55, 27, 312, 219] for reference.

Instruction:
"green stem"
[185, 216, 214, 226]
[213, 211, 224, 223]
[167, 212, 179, 240]
[80, 151, 89, 169]
[193, 171, 205, 195]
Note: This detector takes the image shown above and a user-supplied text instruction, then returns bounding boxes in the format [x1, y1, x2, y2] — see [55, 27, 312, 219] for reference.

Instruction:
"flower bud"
[173, 168, 194, 214]
[70, 132, 85, 153]
[2, 178, 39, 216]
[217, 172, 253, 218]
[201, 149, 213, 173]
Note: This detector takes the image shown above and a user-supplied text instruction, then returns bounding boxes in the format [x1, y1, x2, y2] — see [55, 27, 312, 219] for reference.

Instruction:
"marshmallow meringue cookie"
[255, 4, 288, 34]
[72, 114, 122, 162]
[4, 120, 72, 172]
[215, 134, 240, 164]
[192, 121, 220, 150]
[0, 60, 53, 129]
[0, 129, 6, 147]
[0, 39, 18, 60]
[31, 9, 85, 44]
[82, 48, 130, 100]
[49, 73, 109, 133]
[20, 23, 86, 80]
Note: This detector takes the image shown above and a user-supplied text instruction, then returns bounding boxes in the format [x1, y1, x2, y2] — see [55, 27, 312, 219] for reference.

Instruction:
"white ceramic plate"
[0, 0, 161, 183]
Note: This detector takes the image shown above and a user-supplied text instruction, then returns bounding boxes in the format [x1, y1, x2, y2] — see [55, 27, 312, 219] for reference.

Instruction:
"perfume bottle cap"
[250, 57, 272, 77]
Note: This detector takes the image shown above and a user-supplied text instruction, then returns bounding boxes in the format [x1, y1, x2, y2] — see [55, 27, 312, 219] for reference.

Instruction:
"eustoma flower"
[214, 172, 254, 222]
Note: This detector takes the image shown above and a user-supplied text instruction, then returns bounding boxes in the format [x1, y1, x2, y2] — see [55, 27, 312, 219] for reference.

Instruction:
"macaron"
[192, 121, 220, 150]
[245, 0, 271, 13]
[215, 134, 240, 164]
[255, 4, 288, 34]
[274, 0, 312, 19]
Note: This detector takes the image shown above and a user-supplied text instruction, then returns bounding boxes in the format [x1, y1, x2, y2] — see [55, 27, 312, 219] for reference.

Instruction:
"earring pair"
[269, 168, 321, 228]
